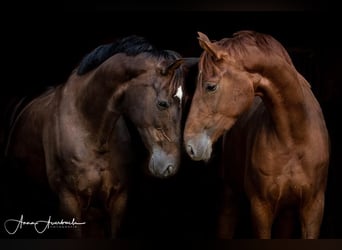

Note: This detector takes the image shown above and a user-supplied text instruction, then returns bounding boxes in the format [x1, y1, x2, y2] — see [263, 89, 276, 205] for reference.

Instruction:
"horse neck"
[254, 60, 315, 145]
[64, 70, 126, 150]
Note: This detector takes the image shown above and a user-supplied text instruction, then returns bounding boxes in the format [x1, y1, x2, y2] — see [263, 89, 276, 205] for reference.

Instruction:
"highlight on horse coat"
[184, 30, 330, 238]
[4, 35, 198, 238]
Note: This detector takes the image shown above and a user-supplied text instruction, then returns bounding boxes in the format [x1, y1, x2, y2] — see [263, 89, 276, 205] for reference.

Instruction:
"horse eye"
[205, 83, 218, 93]
[157, 100, 170, 110]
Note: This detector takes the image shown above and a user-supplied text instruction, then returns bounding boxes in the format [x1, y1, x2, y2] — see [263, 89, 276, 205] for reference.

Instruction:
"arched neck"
[62, 55, 147, 151]
[253, 62, 311, 145]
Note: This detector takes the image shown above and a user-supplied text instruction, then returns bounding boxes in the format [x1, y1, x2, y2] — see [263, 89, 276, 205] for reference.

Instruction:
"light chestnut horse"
[184, 30, 330, 239]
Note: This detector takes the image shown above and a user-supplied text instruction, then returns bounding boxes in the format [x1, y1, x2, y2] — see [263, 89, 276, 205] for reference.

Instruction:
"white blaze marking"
[174, 86, 183, 104]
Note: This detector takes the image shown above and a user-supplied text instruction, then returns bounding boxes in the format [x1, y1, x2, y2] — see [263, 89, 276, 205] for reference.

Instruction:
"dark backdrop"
[1, 0, 341, 242]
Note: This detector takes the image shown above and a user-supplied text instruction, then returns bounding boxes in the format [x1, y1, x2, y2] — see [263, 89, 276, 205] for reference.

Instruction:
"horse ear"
[197, 31, 226, 60]
[162, 58, 199, 75]
[198, 31, 211, 43]
[162, 59, 184, 75]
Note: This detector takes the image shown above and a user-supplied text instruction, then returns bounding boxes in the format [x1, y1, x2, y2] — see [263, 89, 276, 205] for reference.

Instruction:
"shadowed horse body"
[184, 31, 330, 238]
[4, 35, 197, 238]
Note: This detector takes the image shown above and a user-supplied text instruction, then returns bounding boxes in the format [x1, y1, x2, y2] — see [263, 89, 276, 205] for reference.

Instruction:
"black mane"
[77, 35, 178, 75]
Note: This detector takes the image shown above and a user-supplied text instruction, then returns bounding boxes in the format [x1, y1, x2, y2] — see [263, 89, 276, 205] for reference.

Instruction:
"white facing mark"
[174, 86, 183, 104]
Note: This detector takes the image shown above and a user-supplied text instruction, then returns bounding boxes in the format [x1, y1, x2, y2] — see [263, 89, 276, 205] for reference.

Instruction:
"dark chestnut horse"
[184, 31, 330, 239]
[4, 35, 197, 238]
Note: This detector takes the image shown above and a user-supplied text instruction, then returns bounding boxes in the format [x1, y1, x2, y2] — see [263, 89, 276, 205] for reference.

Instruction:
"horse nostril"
[187, 144, 195, 157]
[164, 165, 174, 177]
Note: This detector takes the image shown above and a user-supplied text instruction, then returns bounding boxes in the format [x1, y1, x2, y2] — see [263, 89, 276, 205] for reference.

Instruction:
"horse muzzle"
[149, 145, 179, 178]
[185, 133, 213, 161]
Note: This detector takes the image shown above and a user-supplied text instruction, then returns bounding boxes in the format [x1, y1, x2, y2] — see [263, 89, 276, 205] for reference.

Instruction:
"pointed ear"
[197, 31, 226, 60]
[197, 31, 211, 43]
[161, 57, 199, 76]
[162, 58, 184, 75]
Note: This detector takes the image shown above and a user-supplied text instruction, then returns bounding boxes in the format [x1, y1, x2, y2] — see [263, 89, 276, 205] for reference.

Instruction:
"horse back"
[5, 89, 56, 184]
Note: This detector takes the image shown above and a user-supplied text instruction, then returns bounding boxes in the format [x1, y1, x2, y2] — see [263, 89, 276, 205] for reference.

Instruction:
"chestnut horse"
[184, 31, 330, 239]
[4, 35, 197, 238]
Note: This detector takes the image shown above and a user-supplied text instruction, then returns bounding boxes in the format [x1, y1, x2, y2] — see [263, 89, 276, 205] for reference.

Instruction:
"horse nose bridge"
[184, 116, 203, 143]
[184, 118, 194, 137]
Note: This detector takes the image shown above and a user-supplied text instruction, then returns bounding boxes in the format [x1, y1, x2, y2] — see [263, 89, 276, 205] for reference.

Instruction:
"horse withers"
[184, 31, 330, 239]
[4, 35, 198, 238]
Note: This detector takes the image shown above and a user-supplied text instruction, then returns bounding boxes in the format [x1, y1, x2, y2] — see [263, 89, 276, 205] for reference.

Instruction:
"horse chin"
[148, 146, 179, 178]
[185, 133, 213, 162]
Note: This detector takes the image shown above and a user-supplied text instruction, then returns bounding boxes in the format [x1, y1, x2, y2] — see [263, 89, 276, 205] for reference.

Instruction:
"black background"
[1, 0, 342, 247]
